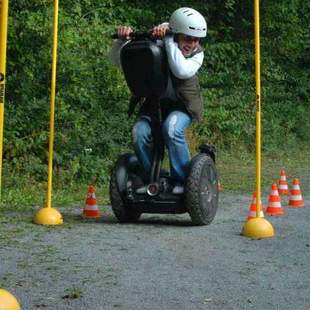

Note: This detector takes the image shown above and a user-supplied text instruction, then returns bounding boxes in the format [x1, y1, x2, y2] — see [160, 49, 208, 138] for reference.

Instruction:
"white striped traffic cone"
[246, 192, 264, 220]
[266, 183, 284, 216]
[82, 185, 101, 218]
[278, 169, 289, 195]
[288, 178, 304, 208]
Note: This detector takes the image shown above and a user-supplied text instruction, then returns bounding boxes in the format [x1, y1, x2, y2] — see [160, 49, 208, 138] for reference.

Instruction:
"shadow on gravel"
[61, 211, 195, 227]
[135, 216, 194, 227]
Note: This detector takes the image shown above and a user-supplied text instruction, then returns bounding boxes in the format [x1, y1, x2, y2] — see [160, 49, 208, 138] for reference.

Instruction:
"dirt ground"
[0, 192, 309, 310]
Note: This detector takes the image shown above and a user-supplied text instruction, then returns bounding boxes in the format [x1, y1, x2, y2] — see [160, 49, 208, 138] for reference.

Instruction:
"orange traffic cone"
[266, 183, 284, 216]
[278, 169, 289, 195]
[288, 178, 305, 208]
[82, 185, 101, 218]
[247, 192, 264, 220]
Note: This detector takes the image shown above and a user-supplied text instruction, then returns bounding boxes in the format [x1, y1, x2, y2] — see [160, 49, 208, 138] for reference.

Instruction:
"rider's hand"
[151, 24, 170, 39]
[117, 26, 133, 40]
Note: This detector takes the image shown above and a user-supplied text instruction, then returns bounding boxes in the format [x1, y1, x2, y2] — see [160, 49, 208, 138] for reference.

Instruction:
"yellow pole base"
[241, 217, 274, 239]
[33, 207, 63, 225]
[0, 289, 21, 310]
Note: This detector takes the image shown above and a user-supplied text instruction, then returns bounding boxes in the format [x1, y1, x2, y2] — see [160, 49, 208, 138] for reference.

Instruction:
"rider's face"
[177, 34, 200, 56]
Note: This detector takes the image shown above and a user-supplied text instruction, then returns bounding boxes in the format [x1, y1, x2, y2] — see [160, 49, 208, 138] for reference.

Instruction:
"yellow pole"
[33, 0, 63, 225]
[46, 0, 59, 209]
[241, 0, 274, 238]
[0, 0, 9, 200]
[254, 0, 261, 217]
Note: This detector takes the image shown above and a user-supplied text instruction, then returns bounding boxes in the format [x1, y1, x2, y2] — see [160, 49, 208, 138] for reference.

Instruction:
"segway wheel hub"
[147, 183, 160, 196]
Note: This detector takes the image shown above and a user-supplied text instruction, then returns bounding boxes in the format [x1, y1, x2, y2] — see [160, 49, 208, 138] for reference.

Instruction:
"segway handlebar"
[111, 31, 152, 40]
[111, 30, 173, 40]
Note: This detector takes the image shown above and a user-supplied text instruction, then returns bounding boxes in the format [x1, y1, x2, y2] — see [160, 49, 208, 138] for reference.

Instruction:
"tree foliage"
[3, 0, 309, 185]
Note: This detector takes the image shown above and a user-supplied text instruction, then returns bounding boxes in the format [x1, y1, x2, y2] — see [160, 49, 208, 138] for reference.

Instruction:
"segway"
[109, 32, 219, 225]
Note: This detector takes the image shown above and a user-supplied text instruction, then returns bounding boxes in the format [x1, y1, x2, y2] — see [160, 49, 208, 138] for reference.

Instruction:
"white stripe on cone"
[270, 201, 281, 208]
[278, 184, 288, 189]
[290, 195, 303, 201]
[85, 204, 99, 210]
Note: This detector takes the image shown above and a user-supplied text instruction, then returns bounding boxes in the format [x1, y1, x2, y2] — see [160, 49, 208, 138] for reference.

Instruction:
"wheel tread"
[185, 154, 219, 225]
[110, 156, 141, 223]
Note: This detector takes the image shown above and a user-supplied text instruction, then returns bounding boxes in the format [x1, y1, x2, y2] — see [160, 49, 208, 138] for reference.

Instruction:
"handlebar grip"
[111, 31, 172, 40]
[111, 31, 153, 40]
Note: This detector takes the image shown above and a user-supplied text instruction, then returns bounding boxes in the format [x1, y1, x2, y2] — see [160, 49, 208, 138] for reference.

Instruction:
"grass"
[0, 181, 110, 210]
[0, 149, 308, 211]
[217, 148, 310, 194]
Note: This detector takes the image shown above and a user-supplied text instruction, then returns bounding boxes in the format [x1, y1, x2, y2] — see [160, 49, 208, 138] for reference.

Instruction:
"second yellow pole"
[254, 0, 262, 217]
[33, 0, 63, 225]
[241, 0, 274, 238]
[46, 0, 59, 210]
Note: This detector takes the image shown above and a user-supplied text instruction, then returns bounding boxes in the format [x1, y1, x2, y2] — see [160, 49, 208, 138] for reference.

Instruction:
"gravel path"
[0, 193, 309, 309]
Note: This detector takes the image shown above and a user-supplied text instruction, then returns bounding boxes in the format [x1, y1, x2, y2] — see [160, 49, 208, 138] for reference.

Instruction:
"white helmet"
[169, 7, 207, 38]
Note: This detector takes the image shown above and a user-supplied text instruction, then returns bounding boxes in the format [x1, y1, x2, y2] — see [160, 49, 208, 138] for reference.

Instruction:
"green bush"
[3, 0, 309, 189]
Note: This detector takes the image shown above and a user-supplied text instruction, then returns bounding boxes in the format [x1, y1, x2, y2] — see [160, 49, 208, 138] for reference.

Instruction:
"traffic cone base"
[288, 178, 304, 208]
[266, 206, 284, 216]
[288, 199, 304, 208]
[82, 209, 101, 218]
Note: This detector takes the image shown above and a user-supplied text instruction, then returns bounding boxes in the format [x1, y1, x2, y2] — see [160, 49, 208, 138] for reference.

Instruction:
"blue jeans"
[132, 110, 192, 182]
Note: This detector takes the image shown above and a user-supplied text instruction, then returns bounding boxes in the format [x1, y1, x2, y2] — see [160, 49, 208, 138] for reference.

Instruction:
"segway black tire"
[185, 153, 219, 226]
[110, 157, 142, 223]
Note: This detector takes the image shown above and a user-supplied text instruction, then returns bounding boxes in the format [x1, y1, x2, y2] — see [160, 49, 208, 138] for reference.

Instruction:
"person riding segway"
[109, 7, 219, 225]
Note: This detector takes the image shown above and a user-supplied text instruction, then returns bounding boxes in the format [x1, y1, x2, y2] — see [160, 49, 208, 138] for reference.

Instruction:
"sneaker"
[172, 185, 184, 194]
[136, 185, 148, 194]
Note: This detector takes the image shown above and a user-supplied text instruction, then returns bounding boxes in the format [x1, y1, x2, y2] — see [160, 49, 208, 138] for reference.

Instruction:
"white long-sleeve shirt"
[164, 36, 204, 79]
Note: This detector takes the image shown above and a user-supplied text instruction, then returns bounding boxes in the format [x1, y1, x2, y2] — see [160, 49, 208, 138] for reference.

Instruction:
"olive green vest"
[170, 73, 203, 122]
